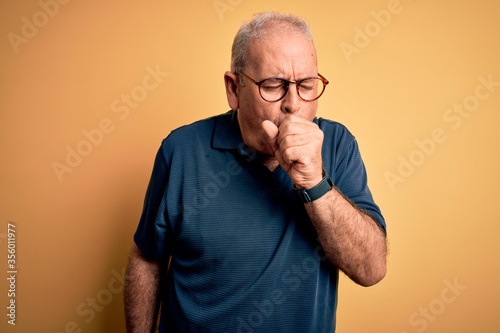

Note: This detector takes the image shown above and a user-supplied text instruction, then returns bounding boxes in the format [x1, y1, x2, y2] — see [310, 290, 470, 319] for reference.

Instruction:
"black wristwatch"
[295, 168, 334, 203]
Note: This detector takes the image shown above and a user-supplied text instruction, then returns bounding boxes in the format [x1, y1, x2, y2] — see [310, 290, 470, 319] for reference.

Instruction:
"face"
[225, 29, 319, 157]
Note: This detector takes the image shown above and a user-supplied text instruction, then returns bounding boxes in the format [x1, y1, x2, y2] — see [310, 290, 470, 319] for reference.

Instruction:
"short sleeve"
[319, 119, 386, 235]
[336, 138, 386, 233]
[133, 142, 172, 262]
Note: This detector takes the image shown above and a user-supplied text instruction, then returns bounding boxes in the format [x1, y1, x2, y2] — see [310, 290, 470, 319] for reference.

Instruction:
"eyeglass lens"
[259, 78, 325, 102]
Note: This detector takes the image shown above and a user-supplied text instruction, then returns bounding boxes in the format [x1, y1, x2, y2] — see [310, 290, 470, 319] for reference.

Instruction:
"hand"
[262, 115, 324, 189]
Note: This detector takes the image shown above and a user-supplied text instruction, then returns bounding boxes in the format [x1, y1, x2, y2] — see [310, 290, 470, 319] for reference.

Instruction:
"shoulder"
[316, 117, 357, 150]
[167, 114, 219, 141]
[160, 112, 232, 152]
[317, 117, 354, 137]
[316, 117, 365, 178]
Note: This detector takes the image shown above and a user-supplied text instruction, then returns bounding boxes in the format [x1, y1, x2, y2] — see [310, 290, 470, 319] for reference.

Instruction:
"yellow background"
[1, 0, 499, 332]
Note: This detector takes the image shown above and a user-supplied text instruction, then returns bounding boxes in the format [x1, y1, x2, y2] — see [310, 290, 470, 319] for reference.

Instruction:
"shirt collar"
[212, 110, 259, 161]
[212, 110, 244, 151]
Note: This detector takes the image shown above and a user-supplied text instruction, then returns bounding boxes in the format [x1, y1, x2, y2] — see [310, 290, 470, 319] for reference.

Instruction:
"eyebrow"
[265, 75, 319, 82]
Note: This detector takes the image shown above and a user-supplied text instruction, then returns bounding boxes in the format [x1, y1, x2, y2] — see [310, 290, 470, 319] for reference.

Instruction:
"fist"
[262, 115, 324, 189]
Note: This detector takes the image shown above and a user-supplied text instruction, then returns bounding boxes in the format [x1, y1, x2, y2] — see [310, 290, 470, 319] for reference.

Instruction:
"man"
[125, 11, 387, 333]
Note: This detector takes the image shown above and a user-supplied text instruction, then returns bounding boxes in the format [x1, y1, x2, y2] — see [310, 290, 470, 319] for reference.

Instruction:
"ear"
[224, 71, 239, 111]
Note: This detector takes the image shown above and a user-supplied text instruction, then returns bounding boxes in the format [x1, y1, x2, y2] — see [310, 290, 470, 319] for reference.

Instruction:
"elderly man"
[125, 11, 387, 333]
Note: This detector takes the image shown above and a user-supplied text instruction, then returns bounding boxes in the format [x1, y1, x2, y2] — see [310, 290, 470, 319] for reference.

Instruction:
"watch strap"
[295, 168, 334, 203]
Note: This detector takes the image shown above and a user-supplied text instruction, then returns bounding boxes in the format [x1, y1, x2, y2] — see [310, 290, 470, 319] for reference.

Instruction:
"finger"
[277, 119, 321, 154]
[262, 120, 288, 168]
[262, 120, 279, 153]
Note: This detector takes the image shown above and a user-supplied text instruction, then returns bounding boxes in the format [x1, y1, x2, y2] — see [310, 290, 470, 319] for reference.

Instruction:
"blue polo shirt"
[134, 110, 385, 333]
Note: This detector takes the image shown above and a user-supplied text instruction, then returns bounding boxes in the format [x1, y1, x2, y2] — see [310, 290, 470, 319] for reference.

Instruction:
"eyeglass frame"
[237, 72, 329, 102]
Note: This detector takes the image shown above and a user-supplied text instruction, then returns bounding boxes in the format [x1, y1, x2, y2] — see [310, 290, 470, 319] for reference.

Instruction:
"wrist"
[294, 168, 333, 203]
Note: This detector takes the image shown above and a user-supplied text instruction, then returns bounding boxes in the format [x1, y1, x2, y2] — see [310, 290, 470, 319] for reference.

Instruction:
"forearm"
[305, 188, 387, 287]
[124, 245, 162, 333]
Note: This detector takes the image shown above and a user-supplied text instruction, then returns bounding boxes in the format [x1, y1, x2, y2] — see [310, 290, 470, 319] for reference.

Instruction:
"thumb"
[262, 120, 279, 152]
[262, 120, 286, 168]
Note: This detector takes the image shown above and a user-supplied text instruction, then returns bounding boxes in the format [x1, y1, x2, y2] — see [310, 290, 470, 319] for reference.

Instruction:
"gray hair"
[230, 11, 314, 74]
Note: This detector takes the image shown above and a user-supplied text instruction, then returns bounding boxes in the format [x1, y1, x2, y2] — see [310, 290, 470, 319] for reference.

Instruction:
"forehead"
[245, 29, 317, 77]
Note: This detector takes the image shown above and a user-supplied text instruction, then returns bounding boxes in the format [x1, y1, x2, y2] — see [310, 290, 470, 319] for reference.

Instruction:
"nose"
[281, 83, 300, 114]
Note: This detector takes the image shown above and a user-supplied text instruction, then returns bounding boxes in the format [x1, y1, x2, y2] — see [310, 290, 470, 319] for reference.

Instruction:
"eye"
[299, 79, 316, 91]
[261, 79, 285, 91]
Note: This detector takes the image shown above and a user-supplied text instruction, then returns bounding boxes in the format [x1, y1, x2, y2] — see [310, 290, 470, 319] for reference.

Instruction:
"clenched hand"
[262, 115, 324, 189]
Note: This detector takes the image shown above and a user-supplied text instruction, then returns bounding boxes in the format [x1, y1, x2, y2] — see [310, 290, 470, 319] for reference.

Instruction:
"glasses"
[237, 72, 329, 102]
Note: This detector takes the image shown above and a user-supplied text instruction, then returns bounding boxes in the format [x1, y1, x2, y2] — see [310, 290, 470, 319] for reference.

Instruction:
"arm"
[262, 116, 387, 286]
[124, 244, 162, 333]
[305, 189, 387, 286]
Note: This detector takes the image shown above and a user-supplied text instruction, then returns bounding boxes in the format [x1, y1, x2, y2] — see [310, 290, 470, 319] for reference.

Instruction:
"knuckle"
[281, 135, 295, 148]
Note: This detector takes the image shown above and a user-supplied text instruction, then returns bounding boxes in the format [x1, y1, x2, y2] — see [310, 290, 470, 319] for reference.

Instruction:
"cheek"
[244, 103, 276, 124]
[301, 103, 319, 121]
[260, 104, 286, 124]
